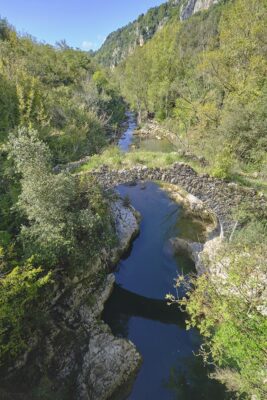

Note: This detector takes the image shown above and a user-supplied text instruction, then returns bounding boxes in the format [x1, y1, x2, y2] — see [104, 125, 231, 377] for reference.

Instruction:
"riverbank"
[1, 199, 142, 400]
[69, 113, 266, 398]
[133, 121, 208, 166]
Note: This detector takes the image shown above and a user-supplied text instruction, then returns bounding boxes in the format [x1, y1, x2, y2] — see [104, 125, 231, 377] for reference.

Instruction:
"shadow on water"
[103, 284, 185, 336]
[114, 182, 203, 299]
[103, 182, 228, 399]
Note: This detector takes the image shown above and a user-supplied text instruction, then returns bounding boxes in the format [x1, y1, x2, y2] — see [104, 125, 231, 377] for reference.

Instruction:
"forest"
[0, 0, 266, 399]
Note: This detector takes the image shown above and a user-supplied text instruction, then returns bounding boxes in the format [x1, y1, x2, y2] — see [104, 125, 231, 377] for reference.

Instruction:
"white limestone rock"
[111, 199, 140, 258]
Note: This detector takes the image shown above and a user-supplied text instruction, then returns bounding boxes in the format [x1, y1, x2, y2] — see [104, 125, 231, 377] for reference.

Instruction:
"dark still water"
[103, 182, 227, 400]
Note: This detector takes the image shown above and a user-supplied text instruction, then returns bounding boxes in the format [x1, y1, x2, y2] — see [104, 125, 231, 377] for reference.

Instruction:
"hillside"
[96, 0, 220, 67]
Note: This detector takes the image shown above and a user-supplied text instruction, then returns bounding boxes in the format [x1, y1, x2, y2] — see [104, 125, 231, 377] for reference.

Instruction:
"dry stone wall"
[88, 163, 266, 237]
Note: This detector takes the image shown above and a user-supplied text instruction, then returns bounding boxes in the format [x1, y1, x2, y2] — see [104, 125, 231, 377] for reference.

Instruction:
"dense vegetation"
[0, 19, 120, 369]
[168, 218, 267, 399]
[117, 0, 267, 180]
[95, 0, 183, 67]
[0, 19, 126, 163]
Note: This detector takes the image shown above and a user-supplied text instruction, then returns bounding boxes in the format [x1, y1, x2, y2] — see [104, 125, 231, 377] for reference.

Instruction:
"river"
[118, 112, 175, 153]
[102, 115, 228, 399]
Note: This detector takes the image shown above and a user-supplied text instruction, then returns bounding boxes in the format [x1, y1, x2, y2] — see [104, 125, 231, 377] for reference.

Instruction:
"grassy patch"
[76, 146, 184, 172]
[231, 173, 267, 196]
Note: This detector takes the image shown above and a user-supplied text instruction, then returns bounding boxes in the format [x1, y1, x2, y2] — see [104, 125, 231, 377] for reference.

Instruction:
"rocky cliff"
[96, 0, 221, 67]
[180, 0, 220, 20]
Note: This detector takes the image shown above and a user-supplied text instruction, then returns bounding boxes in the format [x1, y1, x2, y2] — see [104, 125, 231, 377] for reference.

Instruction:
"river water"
[102, 116, 228, 399]
[118, 112, 175, 153]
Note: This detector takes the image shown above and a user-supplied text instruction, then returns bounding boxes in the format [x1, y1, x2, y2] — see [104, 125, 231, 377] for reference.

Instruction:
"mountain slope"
[96, 0, 220, 67]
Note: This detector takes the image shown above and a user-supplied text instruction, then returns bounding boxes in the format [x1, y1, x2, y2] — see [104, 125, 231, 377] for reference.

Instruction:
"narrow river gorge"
[102, 116, 228, 399]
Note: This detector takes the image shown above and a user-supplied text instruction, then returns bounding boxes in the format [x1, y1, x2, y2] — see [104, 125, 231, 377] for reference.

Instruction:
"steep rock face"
[194, 0, 220, 13]
[180, 0, 197, 19]
[181, 0, 219, 20]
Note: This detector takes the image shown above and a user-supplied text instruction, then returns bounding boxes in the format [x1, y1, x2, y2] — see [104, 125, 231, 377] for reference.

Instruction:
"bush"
[212, 146, 234, 180]
[0, 260, 51, 367]
[8, 128, 115, 267]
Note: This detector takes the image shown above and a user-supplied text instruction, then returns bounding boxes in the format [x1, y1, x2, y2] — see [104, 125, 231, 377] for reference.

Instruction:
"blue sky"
[1, 0, 165, 50]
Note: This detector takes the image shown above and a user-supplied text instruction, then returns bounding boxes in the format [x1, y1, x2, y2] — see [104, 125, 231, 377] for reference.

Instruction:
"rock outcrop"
[180, 0, 220, 20]
[62, 201, 141, 400]
[2, 200, 141, 400]
[110, 200, 140, 262]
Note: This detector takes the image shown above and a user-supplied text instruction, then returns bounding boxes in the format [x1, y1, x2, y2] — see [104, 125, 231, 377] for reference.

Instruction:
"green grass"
[76, 146, 184, 173]
[231, 173, 267, 196]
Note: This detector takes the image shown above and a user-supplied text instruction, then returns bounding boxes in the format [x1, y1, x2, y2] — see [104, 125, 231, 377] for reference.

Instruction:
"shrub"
[0, 260, 51, 367]
[212, 146, 234, 180]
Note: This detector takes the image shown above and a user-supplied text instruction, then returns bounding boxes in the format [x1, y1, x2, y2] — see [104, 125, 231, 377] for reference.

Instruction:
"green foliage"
[211, 146, 234, 179]
[0, 20, 126, 163]
[77, 146, 183, 173]
[0, 75, 19, 139]
[0, 259, 51, 367]
[0, 19, 124, 370]
[7, 128, 115, 267]
[170, 221, 267, 398]
[0, 124, 116, 368]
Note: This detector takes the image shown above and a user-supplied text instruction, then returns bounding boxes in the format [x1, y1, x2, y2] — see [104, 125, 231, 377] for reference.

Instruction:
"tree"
[7, 128, 115, 267]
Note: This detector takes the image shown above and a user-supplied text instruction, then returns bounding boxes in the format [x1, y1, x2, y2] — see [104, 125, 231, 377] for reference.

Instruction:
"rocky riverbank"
[160, 182, 222, 275]
[1, 199, 141, 400]
[75, 200, 142, 400]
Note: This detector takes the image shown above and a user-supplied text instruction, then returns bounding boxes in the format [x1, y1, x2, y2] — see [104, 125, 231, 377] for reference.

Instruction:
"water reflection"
[132, 136, 175, 153]
[115, 182, 202, 299]
[103, 284, 184, 334]
[103, 285, 227, 400]
[165, 356, 231, 400]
